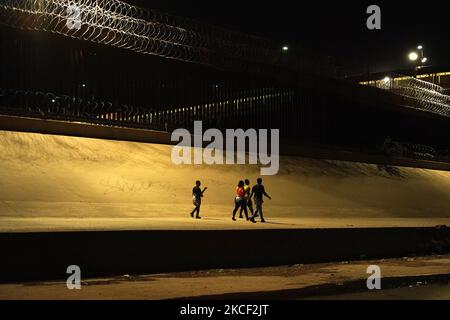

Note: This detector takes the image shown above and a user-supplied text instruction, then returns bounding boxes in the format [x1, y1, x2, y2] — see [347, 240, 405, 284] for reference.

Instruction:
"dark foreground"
[0, 255, 448, 300]
[1, 226, 449, 282]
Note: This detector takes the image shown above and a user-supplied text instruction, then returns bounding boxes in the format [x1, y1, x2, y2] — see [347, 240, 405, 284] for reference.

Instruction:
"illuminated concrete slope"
[0, 130, 449, 231]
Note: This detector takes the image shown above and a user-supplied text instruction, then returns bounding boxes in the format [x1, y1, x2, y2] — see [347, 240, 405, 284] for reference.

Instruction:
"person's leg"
[232, 202, 240, 220]
[252, 200, 259, 218]
[195, 205, 201, 218]
[242, 201, 249, 220]
[190, 206, 196, 217]
[259, 205, 265, 222]
[255, 201, 263, 221]
[248, 202, 254, 216]
[249, 205, 257, 223]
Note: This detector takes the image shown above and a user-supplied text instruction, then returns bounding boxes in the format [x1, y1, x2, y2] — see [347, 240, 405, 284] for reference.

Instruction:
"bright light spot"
[282, 46, 289, 52]
[51, 99, 56, 103]
[421, 57, 428, 63]
[417, 45, 423, 50]
[383, 77, 391, 83]
[408, 52, 418, 61]
[82, 83, 86, 88]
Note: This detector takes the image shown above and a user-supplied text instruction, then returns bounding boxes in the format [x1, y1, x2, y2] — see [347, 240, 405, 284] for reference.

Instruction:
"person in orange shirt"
[232, 180, 252, 222]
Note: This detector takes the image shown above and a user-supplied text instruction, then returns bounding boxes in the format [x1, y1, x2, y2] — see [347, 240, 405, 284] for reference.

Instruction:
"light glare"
[408, 52, 418, 61]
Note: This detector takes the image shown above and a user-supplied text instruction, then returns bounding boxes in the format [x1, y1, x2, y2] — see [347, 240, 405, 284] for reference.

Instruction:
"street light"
[382, 77, 391, 89]
[282, 46, 289, 52]
[408, 52, 418, 61]
[408, 45, 429, 77]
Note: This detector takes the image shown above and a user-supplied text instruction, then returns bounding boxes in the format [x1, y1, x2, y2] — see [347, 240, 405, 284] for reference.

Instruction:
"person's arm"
[263, 186, 271, 200]
[201, 187, 208, 196]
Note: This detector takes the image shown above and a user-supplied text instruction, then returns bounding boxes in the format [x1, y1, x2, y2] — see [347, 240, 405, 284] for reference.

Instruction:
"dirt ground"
[1, 131, 449, 299]
[1, 130, 449, 232]
[0, 255, 448, 300]
[2, 217, 449, 232]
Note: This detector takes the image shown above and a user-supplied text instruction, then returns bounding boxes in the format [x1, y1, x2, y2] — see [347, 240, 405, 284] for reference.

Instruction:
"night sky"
[126, 0, 450, 76]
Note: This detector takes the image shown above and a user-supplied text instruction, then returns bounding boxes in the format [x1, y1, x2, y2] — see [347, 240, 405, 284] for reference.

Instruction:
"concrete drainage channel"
[0, 227, 449, 283]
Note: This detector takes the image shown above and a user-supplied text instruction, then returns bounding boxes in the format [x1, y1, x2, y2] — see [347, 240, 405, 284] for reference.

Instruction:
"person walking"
[250, 178, 271, 223]
[232, 180, 249, 221]
[244, 179, 254, 217]
[190, 180, 207, 219]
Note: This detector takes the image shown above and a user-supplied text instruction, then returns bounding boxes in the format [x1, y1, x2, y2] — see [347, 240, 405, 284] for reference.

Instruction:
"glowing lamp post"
[408, 52, 418, 62]
[408, 45, 429, 77]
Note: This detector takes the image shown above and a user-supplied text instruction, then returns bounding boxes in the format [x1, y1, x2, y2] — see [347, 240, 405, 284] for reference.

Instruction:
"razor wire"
[0, 0, 333, 74]
[0, 0, 209, 63]
[365, 75, 450, 117]
[0, 87, 165, 130]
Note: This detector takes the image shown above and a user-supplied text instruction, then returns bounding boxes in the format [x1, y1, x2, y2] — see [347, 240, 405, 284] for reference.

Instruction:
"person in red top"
[232, 180, 253, 222]
[236, 184, 245, 198]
